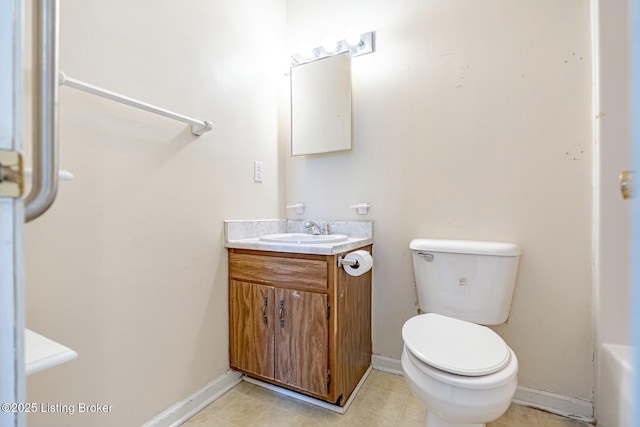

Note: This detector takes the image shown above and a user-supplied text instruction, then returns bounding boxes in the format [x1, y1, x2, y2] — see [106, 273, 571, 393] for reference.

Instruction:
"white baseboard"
[513, 386, 593, 423]
[142, 370, 242, 427]
[371, 354, 404, 375]
[371, 354, 594, 424]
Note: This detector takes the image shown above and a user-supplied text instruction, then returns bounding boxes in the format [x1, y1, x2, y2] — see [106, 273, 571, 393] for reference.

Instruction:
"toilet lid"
[402, 313, 511, 376]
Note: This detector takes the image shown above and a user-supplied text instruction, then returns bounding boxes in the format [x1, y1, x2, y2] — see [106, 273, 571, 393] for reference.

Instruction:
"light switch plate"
[254, 161, 263, 183]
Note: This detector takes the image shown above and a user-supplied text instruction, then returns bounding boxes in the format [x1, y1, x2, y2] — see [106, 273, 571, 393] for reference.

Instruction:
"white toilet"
[401, 239, 521, 427]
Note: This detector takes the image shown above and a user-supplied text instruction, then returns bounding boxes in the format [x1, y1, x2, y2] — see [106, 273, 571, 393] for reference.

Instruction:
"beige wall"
[285, 0, 594, 400]
[24, 1, 285, 426]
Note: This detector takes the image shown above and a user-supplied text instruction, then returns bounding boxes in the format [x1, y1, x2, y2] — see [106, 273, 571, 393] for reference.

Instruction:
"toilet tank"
[409, 239, 521, 325]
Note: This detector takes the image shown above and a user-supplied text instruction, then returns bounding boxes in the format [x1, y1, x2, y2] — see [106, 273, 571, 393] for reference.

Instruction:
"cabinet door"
[275, 288, 328, 397]
[229, 280, 274, 380]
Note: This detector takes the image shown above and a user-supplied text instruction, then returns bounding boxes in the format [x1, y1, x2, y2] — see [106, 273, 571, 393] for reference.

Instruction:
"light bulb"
[346, 29, 361, 46]
[323, 37, 338, 53]
[299, 43, 315, 60]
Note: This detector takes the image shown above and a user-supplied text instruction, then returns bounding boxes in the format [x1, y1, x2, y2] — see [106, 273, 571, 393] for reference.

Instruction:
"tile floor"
[181, 370, 591, 427]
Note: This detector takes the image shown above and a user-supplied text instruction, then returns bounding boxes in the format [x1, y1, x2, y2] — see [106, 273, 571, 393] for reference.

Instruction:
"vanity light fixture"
[291, 30, 375, 66]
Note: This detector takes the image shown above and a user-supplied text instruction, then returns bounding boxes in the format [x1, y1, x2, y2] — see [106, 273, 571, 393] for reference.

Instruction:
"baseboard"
[371, 354, 594, 423]
[371, 354, 404, 375]
[513, 386, 594, 423]
[142, 370, 242, 427]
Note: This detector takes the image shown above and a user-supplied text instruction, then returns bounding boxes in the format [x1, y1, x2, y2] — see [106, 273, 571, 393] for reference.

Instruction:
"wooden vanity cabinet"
[228, 246, 372, 406]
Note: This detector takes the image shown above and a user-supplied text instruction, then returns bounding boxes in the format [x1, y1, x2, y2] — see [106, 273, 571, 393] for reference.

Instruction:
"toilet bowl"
[401, 314, 518, 427]
[402, 239, 521, 427]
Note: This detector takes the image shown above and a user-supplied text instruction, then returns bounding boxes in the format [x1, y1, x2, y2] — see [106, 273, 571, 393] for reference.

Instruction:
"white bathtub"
[598, 344, 633, 427]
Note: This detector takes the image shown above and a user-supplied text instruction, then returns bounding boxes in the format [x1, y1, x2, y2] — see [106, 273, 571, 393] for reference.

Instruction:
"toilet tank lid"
[410, 239, 521, 256]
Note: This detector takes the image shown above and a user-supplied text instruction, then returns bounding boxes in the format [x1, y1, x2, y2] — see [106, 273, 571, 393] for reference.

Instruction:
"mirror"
[290, 52, 352, 156]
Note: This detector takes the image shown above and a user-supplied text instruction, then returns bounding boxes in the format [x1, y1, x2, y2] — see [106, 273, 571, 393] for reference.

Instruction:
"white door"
[0, 0, 25, 426]
[631, 0, 640, 422]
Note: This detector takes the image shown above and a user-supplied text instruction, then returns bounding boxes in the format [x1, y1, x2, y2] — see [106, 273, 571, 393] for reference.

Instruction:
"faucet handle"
[321, 223, 331, 235]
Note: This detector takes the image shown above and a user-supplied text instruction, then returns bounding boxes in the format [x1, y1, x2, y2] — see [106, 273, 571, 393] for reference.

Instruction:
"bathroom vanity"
[225, 220, 373, 406]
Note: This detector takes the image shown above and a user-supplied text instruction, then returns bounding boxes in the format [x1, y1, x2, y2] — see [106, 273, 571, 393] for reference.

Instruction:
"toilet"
[401, 239, 521, 427]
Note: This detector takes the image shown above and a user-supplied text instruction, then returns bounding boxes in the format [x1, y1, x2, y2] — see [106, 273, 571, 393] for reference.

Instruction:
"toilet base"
[425, 411, 484, 427]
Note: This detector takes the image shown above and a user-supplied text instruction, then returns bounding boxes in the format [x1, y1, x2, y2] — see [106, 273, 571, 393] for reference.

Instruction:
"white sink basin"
[259, 233, 349, 244]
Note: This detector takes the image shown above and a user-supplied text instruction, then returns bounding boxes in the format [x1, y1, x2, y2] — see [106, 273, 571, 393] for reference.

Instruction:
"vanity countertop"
[225, 236, 373, 255]
[224, 219, 373, 255]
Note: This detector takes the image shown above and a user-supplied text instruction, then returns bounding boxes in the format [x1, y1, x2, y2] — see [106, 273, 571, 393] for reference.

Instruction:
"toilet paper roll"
[342, 250, 373, 277]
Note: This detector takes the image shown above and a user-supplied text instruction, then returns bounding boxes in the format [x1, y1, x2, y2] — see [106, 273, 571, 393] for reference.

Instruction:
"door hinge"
[620, 171, 635, 200]
[326, 303, 330, 319]
[0, 150, 24, 198]
[327, 369, 331, 389]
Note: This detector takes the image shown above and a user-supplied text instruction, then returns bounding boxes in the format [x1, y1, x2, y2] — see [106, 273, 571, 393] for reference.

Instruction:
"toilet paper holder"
[337, 256, 360, 269]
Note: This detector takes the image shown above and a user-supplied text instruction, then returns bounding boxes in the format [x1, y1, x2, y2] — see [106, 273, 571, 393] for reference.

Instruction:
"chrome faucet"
[305, 220, 331, 235]
[304, 220, 321, 235]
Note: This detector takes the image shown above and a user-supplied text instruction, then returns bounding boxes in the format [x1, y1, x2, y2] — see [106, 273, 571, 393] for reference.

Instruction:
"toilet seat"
[402, 345, 518, 390]
[402, 313, 510, 376]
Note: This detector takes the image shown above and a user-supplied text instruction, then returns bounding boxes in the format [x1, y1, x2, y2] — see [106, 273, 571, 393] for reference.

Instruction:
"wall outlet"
[254, 161, 263, 183]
